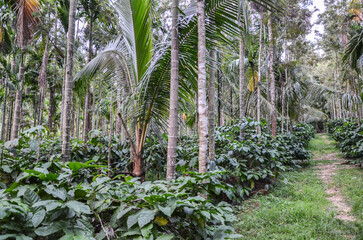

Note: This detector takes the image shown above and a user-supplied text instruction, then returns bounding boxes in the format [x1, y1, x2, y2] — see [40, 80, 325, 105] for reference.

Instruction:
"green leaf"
[0, 234, 32, 240]
[35, 221, 64, 236]
[2, 165, 12, 173]
[32, 209, 45, 227]
[110, 206, 134, 226]
[140, 223, 153, 237]
[29, 139, 39, 151]
[39, 173, 59, 181]
[127, 211, 141, 229]
[138, 209, 157, 228]
[67, 162, 105, 172]
[158, 206, 174, 217]
[201, 210, 211, 219]
[33, 200, 62, 211]
[65, 201, 91, 215]
[156, 235, 174, 240]
[44, 186, 67, 201]
[250, 180, 255, 189]
[183, 206, 194, 215]
[24, 188, 40, 206]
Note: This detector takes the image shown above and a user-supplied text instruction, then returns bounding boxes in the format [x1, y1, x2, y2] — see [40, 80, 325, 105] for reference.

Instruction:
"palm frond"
[343, 28, 363, 71]
[14, 0, 40, 46]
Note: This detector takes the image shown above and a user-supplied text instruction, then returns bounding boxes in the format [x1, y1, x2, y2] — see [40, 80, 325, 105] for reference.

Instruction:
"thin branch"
[96, 212, 110, 240]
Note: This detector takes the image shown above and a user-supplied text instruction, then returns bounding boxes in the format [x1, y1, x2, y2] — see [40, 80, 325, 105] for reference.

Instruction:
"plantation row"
[0, 120, 315, 239]
[327, 120, 363, 167]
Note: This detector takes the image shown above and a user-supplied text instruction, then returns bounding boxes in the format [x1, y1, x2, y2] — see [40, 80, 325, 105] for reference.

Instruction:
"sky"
[307, 0, 326, 42]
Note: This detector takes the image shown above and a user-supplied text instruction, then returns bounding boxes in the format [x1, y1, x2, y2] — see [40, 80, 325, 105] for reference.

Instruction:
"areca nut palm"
[11, 0, 40, 140]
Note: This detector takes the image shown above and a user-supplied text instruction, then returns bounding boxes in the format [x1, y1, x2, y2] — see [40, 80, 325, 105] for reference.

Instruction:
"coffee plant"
[0, 120, 314, 239]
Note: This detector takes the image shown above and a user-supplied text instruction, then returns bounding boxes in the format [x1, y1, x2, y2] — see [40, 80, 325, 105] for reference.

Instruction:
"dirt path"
[312, 134, 356, 222]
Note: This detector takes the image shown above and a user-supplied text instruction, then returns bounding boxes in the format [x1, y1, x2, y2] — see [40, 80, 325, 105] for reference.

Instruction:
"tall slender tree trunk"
[11, 51, 25, 140]
[281, 82, 286, 133]
[7, 101, 14, 141]
[217, 64, 222, 127]
[257, 13, 263, 135]
[268, 12, 277, 137]
[107, 91, 113, 177]
[38, 38, 50, 125]
[83, 84, 92, 141]
[197, 0, 208, 173]
[76, 101, 81, 138]
[282, 68, 288, 133]
[61, 58, 66, 133]
[91, 84, 96, 130]
[48, 14, 57, 133]
[1, 80, 8, 141]
[239, 30, 245, 136]
[166, 0, 179, 181]
[83, 20, 94, 142]
[62, 0, 77, 162]
[208, 48, 216, 163]
[33, 93, 38, 127]
[71, 92, 76, 136]
[122, 67, 129, 142]
[116, 73, 122, 135]
[48, 86, 55, 132]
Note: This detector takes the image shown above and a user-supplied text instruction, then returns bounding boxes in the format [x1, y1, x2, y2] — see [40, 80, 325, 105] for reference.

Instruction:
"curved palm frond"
[343, 27, 363, 71]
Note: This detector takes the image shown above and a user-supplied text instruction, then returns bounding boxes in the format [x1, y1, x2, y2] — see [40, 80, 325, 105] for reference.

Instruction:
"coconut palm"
[75, 0, 242, 177]
[75, 0, 284, 177]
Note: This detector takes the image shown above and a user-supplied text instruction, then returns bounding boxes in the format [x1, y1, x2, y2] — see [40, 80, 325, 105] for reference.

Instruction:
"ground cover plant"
[0, 120, 314, 239]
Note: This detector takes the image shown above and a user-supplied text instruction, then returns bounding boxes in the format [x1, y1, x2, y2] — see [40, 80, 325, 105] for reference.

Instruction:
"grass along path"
[312, 134, 356, 222]
[235, 134, 362, 239]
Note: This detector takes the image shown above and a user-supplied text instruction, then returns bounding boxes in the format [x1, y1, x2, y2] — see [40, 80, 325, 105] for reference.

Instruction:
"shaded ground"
[235, 134, 362, 239]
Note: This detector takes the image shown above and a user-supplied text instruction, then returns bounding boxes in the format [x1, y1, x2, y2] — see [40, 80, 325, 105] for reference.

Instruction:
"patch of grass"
[308, 134, 340, 160]
[333, 168, 363, 221]
[235, 169, 362, 240]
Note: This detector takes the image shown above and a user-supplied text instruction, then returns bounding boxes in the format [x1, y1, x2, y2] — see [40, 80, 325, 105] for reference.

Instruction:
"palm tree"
[239, 1, 247, 137]
[75, 0, 279, 177]
[80, 0, 101, 142]
[62, 0, 77, 162]
[75, 0, 155, 177]
[11, 0, 40, 140]
[37, 37, 50, 125]
[268, 11, 277, 137]
[257, 12, 264, 135]
[208, 48, 217, 163]
[166, 0, 179, 181]
[197, 0, 208, 174]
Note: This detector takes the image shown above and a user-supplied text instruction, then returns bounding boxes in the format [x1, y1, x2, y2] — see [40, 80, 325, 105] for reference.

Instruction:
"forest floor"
[235, 134, 363, 240]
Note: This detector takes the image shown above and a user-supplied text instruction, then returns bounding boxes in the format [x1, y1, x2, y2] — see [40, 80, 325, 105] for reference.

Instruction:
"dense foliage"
[0, 120, 314, 239]
[326, 119, 363, 166]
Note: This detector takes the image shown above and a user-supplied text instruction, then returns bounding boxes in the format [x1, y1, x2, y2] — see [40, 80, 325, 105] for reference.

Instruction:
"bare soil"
[313, 136, 356, 222]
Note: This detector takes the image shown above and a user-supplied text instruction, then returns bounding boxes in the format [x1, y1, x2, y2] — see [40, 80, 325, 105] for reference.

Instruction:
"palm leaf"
[343, 28, 363, 72]
[13, 0, 40, 46]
